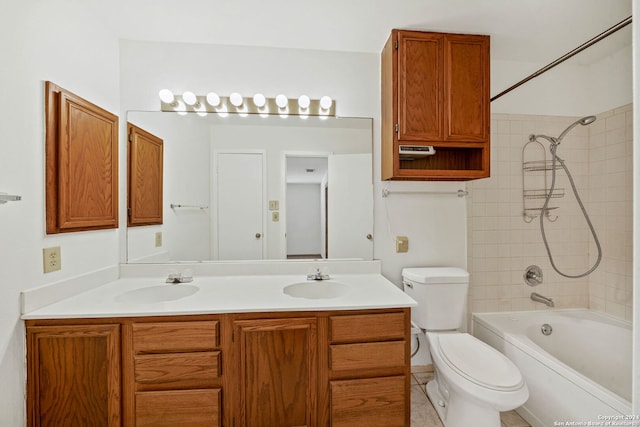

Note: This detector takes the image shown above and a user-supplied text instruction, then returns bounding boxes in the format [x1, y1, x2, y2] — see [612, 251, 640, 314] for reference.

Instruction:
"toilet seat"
[430, 333, 524, 392]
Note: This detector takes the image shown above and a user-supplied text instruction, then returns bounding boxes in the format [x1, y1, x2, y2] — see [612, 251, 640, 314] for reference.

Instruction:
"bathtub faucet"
[530, 292, 554, 307]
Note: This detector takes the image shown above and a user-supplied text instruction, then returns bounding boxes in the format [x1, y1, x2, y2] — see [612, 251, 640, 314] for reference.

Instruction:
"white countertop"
[22, 273, 416, 320]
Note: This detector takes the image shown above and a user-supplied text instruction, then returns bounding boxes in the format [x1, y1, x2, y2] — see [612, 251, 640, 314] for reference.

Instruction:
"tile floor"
[411, 367, 530, 427]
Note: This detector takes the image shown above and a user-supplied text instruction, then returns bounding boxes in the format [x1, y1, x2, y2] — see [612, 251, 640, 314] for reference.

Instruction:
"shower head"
[556, 115, 596, 144]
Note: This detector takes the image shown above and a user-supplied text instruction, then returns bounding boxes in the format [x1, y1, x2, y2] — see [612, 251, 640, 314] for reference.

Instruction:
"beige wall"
[467, 104, 633, 322]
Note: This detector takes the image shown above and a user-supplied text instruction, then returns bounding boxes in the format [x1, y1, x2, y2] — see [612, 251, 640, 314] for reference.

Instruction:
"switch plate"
[155, 232, 162, 247]
[395, 236, 409, 253]
[43, 246, 61, 273]
[269, 200, 279, 210]
[272, 211, 280, 222]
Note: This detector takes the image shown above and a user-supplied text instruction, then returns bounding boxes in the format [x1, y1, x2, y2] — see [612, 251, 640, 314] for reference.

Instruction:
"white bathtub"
[472, 309, 631, 427]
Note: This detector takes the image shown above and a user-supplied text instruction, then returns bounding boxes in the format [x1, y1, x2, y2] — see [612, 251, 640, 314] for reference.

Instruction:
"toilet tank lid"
[402, 267, 469, 284]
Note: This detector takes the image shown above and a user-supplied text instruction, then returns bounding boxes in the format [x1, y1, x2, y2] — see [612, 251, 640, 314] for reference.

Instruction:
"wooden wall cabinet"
[45, 82, 119, 233]
[127, 123, 163, 226]
[27, 308, 410, 427]
[381, 30, 490, 180]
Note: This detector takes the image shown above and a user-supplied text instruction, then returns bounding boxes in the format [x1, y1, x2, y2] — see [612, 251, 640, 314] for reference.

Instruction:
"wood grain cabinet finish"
[45, 81, 119, 233]
[26, 324, 121, 427]
[27, 309, 410, 427]
[233, 317, 317, 427]
[127, 123, 163, 226]
[381, 30, 490, 180]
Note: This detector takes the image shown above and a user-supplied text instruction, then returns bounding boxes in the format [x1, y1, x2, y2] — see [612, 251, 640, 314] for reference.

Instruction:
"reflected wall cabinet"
[45, 81, 119, 233]
[127, 123, 164, 226]
[381, 30, 490, 180]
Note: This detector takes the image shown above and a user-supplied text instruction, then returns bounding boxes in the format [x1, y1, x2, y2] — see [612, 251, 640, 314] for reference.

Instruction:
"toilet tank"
[402, 267, 469, 331]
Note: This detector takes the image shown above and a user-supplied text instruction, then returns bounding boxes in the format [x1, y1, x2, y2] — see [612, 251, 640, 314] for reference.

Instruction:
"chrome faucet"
[307, 268, 330, 281]
[166, 270, 194, 284]
[530, 292, 554, 307]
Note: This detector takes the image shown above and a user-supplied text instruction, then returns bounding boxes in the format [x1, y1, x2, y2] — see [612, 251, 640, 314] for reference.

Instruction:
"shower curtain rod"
[491, 16, 632, 102]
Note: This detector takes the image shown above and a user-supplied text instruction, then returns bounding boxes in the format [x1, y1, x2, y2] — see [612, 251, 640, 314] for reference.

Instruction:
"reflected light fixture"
[159, 89, 175, 104]
[206, 92, 221, 107]
[183, 91, 198, 106]
[229, 92, 244, 107]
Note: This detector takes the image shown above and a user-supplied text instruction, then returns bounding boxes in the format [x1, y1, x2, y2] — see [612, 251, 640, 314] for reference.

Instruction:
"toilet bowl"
[403, 267, 528, 427]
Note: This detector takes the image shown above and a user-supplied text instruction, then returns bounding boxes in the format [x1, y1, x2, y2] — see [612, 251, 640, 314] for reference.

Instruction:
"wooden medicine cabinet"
[45, 81, 119, 233]
[381, 30, 490, 180]
[127, 123, 163, 226]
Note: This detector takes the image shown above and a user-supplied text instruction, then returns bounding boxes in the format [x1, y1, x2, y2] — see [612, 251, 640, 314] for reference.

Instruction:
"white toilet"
[403, 267, 528, 427]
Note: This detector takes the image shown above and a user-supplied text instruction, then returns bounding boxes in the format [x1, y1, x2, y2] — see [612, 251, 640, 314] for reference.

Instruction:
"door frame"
[211, 149, 267, 260]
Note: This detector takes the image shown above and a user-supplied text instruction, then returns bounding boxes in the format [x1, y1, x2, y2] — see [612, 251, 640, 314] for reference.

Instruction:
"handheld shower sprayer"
[528, 115, 602, 279]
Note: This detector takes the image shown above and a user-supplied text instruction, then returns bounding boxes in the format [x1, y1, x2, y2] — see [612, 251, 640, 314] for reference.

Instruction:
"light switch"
[269, 200, 279, 210]
[272, 211, 280, 222]
[395, 236, 409, 253]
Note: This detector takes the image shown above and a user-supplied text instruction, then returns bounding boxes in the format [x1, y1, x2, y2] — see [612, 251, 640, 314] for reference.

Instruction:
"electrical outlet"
[155, 232, 162, 247]
[43, 246, 61, 273]
[395, 236, 409, 253]
[272, 212, 279, 222]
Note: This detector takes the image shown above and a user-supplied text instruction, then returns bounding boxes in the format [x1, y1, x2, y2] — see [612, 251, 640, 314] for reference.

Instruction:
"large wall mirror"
[126, 111, 374, 263]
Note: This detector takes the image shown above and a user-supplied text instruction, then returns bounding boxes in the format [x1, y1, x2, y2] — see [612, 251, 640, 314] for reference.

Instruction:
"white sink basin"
[115, 284, 199, 303]
[283, 281, 349, 299]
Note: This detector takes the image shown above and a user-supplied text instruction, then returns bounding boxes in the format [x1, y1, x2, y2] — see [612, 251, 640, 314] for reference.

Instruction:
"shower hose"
[540, 143, 602, 278]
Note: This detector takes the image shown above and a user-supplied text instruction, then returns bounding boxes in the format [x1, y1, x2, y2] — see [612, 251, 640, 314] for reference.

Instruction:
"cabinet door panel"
[128, 123, 163, 226]
[27, 324, 121, 427]
[445, 34, 490, 142]
[330, 376, 405, 427]
[235, 317, 317, 427]
[136, 389, 221, 427]
[398, 32, 444, 142]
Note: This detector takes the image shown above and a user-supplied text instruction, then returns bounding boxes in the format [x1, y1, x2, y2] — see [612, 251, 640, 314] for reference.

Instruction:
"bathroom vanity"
[23, 266, 415, 427]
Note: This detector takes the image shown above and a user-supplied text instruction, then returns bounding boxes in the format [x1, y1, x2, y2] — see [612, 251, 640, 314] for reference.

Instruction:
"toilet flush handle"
[403, 280, 413, 289]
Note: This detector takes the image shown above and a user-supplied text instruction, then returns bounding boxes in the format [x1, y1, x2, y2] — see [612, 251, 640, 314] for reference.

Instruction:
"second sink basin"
[283, 281, 349, 299]
[115, 284, 199, 303]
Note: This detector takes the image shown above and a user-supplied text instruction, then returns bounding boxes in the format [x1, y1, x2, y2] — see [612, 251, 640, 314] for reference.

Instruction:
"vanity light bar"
[159, 91, 336, 117]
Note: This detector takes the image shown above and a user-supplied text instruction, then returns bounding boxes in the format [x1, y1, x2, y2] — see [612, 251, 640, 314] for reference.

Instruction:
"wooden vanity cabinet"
[27, 308, 410, 427]
[381, 30, 490, 180]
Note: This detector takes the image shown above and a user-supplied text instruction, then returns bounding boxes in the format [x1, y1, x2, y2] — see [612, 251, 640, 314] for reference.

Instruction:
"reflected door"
[214, 152, 264, 260]
[328, 154, 373, 259]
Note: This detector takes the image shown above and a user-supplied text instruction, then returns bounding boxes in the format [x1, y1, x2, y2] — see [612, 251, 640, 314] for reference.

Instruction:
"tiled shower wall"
[467, 104, 633, 322]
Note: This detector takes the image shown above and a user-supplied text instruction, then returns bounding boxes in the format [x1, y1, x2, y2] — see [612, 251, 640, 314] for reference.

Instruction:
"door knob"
[366, 234, 373, 240]
[255, 233, 262, 239]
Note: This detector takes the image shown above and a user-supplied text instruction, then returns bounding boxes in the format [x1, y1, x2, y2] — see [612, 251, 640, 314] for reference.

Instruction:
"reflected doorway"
[286, 156, 328, 259]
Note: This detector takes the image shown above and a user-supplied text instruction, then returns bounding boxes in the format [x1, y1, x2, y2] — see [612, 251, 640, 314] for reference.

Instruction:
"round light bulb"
[183, 91, 197, 106]
[206, 92, 221, 107]
[276, 94, 288, 109]
[298, 95, 310, 109]
[230, 92, 243, 107]
[253, 93, 266, 108]
[159, 89, 175, 104]
[320, 95, 332, 110]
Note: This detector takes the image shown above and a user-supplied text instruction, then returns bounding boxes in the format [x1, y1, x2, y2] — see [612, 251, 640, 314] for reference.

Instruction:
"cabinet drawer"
[330, 313, 405, 343]
[136, 389, 221, 427]
[330, 376, 405, 426]
[135, 352, 220, 389]
[330, 341, 405, 371]
[132, 321, 219, 353]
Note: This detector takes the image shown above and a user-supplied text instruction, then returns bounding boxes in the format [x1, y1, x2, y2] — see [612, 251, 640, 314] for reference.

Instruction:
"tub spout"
[531, 292, 554, 307]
